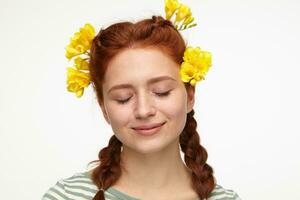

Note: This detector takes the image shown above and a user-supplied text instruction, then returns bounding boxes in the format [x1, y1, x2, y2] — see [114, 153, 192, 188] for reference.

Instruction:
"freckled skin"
[100, 48, 194, 155]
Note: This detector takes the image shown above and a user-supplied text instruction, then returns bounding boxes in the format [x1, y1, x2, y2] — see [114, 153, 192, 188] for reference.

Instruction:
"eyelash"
[156, 91, 171, 97]
[116, 91, 171, 104]
[117, 98, 130, 104]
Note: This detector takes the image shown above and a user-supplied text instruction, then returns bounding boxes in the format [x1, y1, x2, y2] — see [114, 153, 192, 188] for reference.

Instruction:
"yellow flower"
[74, 56, 89, 70]
[183, 47, 212, 74]
[164, 0, 197, 31]
[165, 0, 180, 20]
[183, 16, 194, 25]
[65, 23, 95, 60]
[79, 23, 95, 42]
[66, 67, 91, 97]
[65, 44, 85, 60]
[180, 46, 212, 86]
[175, 4, 191, 23]
[180, 62, 205, 86]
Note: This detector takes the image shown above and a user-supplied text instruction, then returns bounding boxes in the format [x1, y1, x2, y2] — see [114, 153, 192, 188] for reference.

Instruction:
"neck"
[115, 138, 192, 193]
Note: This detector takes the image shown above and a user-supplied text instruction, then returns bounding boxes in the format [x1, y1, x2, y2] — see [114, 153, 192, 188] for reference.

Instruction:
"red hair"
[88, 15, 215, 200]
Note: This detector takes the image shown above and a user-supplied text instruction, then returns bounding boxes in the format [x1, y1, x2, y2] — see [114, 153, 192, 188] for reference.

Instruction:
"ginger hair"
[88, 15, 215, 200]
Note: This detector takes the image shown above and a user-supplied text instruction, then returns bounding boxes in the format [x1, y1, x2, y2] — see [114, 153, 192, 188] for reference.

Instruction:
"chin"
[124, 138, 179, 155]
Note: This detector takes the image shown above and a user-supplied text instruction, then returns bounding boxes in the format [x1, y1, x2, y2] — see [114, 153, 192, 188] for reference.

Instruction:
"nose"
[134, 93, 156, 119]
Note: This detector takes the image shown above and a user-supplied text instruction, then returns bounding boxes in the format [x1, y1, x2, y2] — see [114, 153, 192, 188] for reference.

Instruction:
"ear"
[99, 102, 111, 125]
[186, 85, 195, 113]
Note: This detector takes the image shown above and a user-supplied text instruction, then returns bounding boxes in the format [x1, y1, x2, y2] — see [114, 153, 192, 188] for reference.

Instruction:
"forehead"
[103, 48, 181, 89]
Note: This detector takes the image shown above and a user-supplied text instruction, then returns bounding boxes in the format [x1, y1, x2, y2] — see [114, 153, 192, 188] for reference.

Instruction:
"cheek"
[105, 104, 134, 145]
[159, 91, 188, 132]
[105, 104, 132, 129]
[160, 90, 187, 116]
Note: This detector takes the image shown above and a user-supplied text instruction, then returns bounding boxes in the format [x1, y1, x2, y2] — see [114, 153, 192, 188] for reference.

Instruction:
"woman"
[42, 15, 241, 200]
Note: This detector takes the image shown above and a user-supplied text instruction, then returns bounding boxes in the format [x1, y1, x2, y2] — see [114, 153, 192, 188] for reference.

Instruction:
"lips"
[132, 122, 165, 130]
[132, 122, 166, 136]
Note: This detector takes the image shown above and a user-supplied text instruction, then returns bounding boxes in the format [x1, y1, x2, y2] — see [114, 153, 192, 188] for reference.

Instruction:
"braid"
[180, 109, 216, 199]
[89, 135, 123, 200]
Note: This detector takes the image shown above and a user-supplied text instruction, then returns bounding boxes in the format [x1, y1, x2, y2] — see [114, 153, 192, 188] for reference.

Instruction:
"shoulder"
[208, 184, 241, 200]
[41, 171, 98, 200]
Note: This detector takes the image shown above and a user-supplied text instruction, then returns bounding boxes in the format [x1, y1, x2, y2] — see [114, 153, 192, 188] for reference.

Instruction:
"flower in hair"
[180, 47, 212, 86]
[74, 57, 89, 70]
[176, 4, 191, 22]
[66, 67, 91, 97]
[65, 23, 95, 97]
[165, 1, 211, 86]
[165, 0, 180, 20]
[164, 0, 196, 30]
[65, 24, 95, 60]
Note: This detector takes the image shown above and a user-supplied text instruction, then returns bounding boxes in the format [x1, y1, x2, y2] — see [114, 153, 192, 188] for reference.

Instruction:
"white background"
[1, 0, 299, 199]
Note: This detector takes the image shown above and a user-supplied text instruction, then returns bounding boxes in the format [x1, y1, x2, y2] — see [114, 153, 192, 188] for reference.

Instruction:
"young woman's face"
[101, 48, 195, 154]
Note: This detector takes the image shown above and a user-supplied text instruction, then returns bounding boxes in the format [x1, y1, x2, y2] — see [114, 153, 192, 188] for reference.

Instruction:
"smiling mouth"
[132, 122, 166, 130]
[132, 122, 166, 136]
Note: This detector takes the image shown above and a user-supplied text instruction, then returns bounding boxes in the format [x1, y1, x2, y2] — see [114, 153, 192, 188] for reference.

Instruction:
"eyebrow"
[108, 76, 176, 94]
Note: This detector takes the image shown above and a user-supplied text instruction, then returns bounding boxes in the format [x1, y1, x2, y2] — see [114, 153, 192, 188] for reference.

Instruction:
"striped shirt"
[42, 171, 241, 200]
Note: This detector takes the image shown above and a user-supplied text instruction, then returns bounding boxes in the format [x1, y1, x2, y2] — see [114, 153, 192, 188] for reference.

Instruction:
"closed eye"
[155, 90, 171, 97]
[116, 90, 171, 104]
[116, 97, 131, 104]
